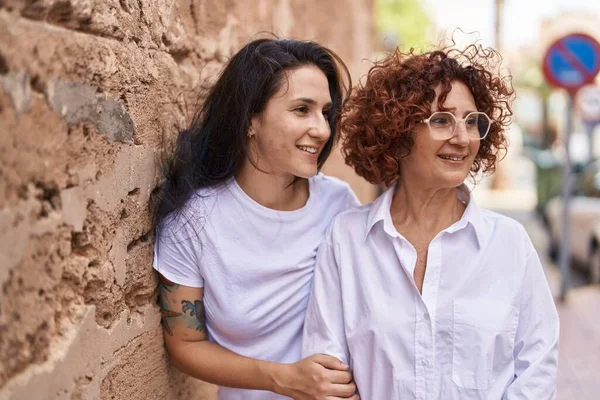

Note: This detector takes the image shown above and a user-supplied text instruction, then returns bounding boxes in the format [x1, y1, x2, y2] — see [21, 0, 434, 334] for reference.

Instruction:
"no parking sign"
[543, 33, 600, 94]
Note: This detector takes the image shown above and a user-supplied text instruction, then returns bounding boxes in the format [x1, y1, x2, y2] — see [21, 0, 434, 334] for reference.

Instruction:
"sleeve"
[302, 237, 349, 364]
[153, 214, 204, 288]
[504, 249, 559, 399]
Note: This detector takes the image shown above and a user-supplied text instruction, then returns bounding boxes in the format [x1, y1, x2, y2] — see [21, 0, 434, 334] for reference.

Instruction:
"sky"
[423, 0, 600, 48]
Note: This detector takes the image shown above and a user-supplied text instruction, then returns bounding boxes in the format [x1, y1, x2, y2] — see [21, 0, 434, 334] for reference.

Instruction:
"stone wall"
[0, 1, 375, 399]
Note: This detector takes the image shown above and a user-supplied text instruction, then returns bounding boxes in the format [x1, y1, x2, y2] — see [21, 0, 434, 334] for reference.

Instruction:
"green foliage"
[375, 0, 431, 49]
[514, 56, 550, 97]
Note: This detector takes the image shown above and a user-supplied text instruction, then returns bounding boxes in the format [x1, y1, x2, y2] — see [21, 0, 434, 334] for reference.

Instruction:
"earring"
[247, 132, 254, 138]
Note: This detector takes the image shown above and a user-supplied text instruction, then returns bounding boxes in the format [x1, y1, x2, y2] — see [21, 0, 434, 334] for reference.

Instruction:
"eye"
[293, 106, 309, 114]
[322, 109, 331, 118]
[430, 116, 451, 126]
[465, 116, 478, 126]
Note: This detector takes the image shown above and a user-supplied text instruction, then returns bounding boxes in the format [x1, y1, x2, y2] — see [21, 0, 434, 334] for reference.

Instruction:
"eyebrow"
[292, 97, 333, 107]
[439, 108, 478, 116]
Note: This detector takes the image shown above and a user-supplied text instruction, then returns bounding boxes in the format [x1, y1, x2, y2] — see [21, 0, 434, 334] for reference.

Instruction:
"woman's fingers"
[324, 393, 359, 400]
[322, 381, 357, 398]
[313, 353, 349, 370]
[300, 354, 357, 399]
[326, 369, 353, 384]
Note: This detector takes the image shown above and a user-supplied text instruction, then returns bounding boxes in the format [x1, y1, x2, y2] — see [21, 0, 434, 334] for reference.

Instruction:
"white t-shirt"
[153, 173, 359, 400]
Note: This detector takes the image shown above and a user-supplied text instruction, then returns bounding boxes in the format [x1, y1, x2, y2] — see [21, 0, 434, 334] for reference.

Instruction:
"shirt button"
[421, 359, 429, 366]
[423, 313, 430, 321]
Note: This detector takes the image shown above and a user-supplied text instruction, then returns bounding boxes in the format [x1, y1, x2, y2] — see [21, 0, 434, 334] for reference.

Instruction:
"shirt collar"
[364, 183, 489, 248]
[447, 184, 488, 248]
[365, 183, 399, 240]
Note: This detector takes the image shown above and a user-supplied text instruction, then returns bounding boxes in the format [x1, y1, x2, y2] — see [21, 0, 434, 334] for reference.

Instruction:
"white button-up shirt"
[302, 185, 559, 400]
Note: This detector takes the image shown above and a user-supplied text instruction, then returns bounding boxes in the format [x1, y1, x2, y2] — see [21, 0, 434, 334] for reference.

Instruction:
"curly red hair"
[341, 45, 514, 186]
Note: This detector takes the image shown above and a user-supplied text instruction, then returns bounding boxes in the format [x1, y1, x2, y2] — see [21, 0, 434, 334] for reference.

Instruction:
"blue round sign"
[543, 33, 600, 92]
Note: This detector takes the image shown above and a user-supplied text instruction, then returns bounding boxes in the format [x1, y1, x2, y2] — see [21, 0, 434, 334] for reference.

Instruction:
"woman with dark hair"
[153, 38, 359, 399]
[303, 45, 559, 399]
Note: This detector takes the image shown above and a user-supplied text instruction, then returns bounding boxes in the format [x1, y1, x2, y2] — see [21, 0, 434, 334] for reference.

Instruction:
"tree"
[375, 0, 431, 50]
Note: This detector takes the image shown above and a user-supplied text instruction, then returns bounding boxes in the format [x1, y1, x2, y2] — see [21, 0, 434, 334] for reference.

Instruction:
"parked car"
[531, 131, 592, 216]
[545, 160, 600, 283]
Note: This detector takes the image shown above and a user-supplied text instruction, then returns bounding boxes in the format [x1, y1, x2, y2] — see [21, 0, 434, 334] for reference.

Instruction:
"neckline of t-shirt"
[228, 175, 319, 220]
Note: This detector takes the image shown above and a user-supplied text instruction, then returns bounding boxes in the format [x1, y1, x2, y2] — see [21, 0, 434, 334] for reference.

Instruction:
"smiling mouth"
[438, 155, 467, 162]
[297, 145, 319, 155]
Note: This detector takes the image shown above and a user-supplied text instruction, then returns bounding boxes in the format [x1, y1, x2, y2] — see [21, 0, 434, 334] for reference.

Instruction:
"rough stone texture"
[0, 1, 375, 399]
[47, 80, 135, 144]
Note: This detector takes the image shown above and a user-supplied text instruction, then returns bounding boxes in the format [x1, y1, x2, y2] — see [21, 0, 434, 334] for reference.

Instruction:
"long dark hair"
[152, 38, 351, 231]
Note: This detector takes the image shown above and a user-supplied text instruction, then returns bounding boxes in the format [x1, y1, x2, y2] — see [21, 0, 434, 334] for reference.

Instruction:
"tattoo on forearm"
[182, 300, 207, 332]
[158, 274, 181, 336]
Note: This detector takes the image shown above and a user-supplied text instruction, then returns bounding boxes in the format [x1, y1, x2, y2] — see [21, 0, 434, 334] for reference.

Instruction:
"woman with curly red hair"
[302, 45, 559, 399]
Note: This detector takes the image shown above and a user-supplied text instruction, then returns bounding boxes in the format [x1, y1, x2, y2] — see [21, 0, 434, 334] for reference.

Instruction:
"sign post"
[543, 33, 600, 301]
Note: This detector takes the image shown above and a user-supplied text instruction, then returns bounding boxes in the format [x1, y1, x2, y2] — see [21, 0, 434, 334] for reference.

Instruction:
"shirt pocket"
[452, 299, 518, 390]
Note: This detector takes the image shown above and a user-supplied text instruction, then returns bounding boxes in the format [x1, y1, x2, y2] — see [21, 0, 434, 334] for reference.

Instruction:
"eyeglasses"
[421, 111, 491, 141]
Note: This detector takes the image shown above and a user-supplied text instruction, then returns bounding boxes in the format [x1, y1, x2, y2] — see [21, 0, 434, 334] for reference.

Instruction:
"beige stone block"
[0, 305, 161, 399]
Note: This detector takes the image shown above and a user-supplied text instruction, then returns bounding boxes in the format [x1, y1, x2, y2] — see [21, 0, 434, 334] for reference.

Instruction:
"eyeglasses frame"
[420, 111, 492, 141]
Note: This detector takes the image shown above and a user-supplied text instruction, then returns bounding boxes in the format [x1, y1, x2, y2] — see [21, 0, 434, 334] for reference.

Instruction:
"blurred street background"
[379, 0, 600, 398]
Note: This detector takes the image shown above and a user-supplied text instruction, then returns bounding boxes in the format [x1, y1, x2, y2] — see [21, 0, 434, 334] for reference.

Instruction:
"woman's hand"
[271, 354, 358, 400]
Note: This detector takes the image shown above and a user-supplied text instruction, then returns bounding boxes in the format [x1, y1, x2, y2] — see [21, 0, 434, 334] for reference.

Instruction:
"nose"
[308, 112, 331, 140]
[449, 120, 470, 146]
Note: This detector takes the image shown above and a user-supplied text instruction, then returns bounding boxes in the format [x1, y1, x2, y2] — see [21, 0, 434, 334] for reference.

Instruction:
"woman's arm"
[158, 274, 358, 399]
[504, 250, 559, 399]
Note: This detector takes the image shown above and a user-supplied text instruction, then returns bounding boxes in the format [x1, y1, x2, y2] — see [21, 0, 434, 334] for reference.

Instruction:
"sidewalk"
[542, 242, 600, 399]
[554, 284, 600, 399]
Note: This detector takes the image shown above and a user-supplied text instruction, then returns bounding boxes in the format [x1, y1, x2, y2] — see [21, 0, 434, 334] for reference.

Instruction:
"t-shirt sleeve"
[153, 214, 204, 288]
